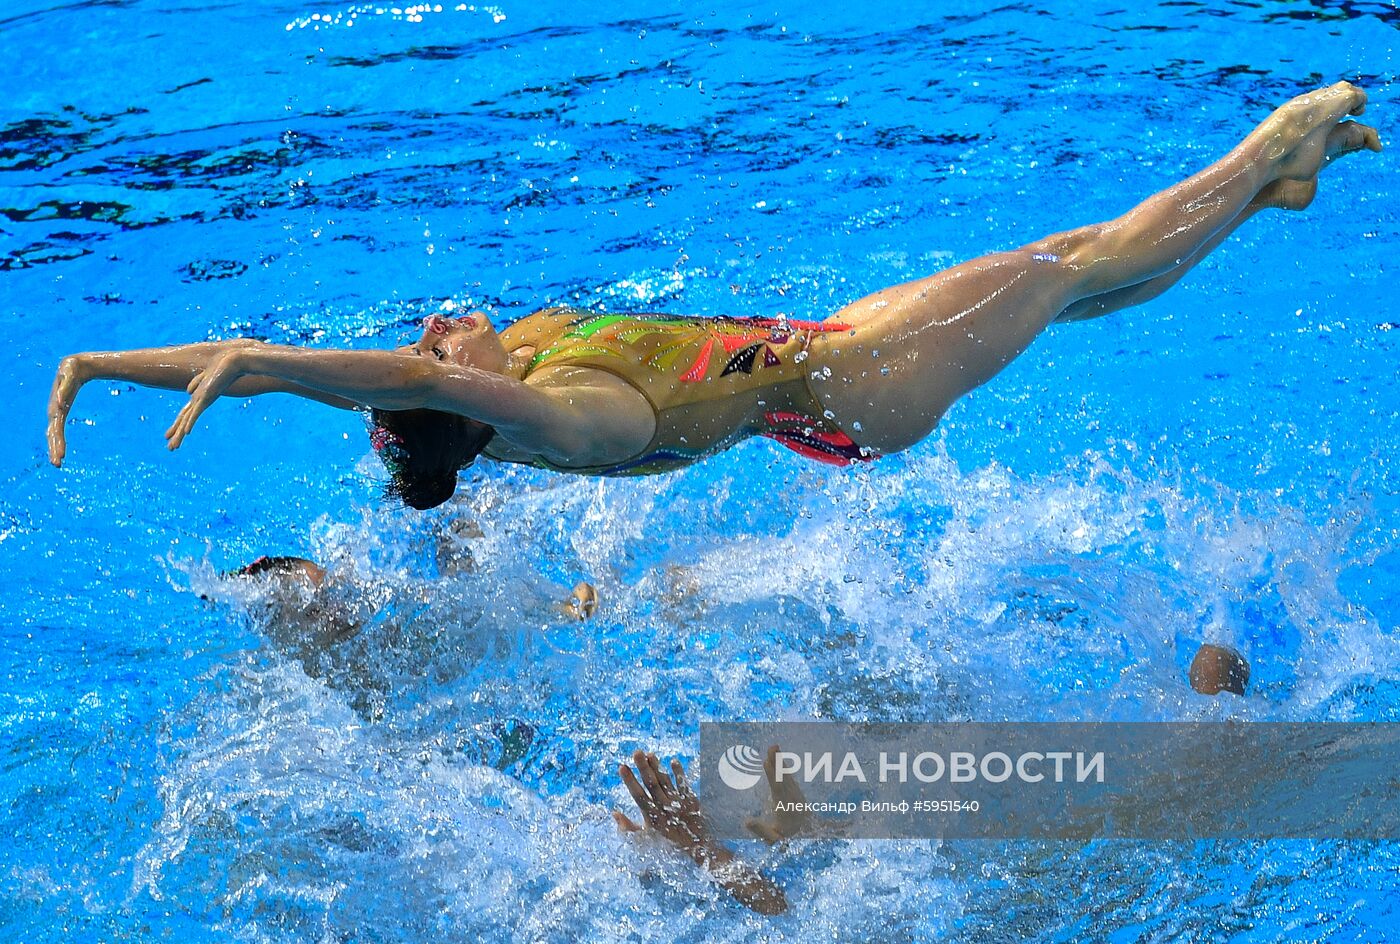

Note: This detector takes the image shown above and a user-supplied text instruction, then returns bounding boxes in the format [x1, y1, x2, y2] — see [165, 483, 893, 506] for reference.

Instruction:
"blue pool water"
[3, 0, 1399, 939]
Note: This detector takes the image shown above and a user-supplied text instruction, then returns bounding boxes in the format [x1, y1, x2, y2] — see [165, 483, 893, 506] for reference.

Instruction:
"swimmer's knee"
[1014, 231, 1105, 306]
[1025, 223, 1104, 261]
[1025, 222, 1134, 299]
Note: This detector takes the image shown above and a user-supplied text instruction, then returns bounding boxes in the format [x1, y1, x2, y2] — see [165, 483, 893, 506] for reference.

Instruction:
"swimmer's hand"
[164, 349, 249, 449]
[614, 750, 788, 916]
[744, 744, 816, 844]
[47, 355, 90, 467]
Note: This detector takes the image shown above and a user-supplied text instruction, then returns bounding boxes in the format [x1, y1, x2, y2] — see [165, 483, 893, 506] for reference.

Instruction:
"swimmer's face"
[410, 312, 508, 372]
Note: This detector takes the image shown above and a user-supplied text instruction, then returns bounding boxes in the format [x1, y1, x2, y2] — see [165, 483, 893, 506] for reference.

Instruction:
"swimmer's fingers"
[762, 744, 813, 839]
[46, 412, 67, 468]
[164, 382, 216, 449]
[670, 759, 695, 800]
[638, 751, 675, 809]
[164, 353, 246, 449]
[765, 744, 804, 806]
[744, 817, 786, 845]
[651, 752, 690, 813]
[669, 758, 710, 822]
[620, 760, 658, 824]
[46, 427, 63, 468]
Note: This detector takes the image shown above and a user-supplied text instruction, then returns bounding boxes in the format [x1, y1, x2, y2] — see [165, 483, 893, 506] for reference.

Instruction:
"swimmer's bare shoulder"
[478, 364, 656, 467]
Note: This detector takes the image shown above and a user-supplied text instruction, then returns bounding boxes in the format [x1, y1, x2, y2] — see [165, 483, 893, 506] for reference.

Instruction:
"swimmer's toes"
[1325, 122, 1382, 163]
[1308, 81, 1365, 123]
[1324, 80, 1367, 117]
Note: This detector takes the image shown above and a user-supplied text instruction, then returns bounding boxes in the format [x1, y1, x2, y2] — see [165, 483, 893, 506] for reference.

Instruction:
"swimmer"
[224, 554, 358, 655]
[232, 551, 600, 625]
[231, 554, 328, 585]
[1189, 642, 1251, 696]
[48, 84, 1381, 509]
[226, 551, 598, 717]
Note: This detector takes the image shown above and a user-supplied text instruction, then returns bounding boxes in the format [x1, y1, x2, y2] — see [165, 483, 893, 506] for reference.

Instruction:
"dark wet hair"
[228, 555, 315, 578]
[369, 408, 496, 510]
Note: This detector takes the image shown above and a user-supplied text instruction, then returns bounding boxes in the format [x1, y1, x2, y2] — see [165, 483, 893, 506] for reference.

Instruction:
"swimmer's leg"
[1027, 83, 1370, 297]
[1058, 122, 1380, 323]
[1053, 210, 1251, 323]
[814, 83, 1376, 451]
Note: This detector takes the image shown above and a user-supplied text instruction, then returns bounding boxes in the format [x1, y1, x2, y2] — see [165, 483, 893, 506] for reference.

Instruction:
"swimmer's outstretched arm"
[615, 750, 788, 916]
[50, 339, 653, 467]
[159, 342, 611, 452]
[47, 341, 359, 466]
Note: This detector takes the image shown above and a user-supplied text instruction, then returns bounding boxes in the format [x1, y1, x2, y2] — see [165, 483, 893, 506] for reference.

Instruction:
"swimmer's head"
[369, 408, 495, 510]
[1189, 643, 1250, 696]
[229, 555, 327, 587]
[414, 311, 508, 373]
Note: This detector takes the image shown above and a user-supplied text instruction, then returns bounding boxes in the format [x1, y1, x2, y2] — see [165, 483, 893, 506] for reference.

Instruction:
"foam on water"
[132, 444, 1399, 941]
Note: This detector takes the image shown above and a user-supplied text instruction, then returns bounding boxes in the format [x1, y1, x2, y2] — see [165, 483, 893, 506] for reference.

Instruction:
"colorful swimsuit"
[492, 307, 878, 476]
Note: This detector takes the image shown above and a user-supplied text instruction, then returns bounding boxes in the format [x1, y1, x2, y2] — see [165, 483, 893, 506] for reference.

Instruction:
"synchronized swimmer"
[48, 84, 1379, 509]
[46, 83, 1380, 915]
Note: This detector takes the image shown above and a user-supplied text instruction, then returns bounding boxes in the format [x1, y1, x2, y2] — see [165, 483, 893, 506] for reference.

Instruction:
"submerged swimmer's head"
[371, 311, 502, 510]
[1189, 643, 1250, 696]
[230, 555, 327, 586]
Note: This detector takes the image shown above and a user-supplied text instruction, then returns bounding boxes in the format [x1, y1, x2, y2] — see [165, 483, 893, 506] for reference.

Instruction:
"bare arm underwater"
[47, 337, 655, 469]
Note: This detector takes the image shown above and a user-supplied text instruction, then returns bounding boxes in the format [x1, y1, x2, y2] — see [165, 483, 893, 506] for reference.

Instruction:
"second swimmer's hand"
[164, 348, 249, 449]
[614, 750, 788, 915]
[615, 750, 716, 861]
[744, 745, 814, 844]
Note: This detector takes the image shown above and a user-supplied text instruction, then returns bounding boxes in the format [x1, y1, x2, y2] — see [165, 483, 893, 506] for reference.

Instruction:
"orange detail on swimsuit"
[679, 337, 715, 383]
[760, 410, 868, 466]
